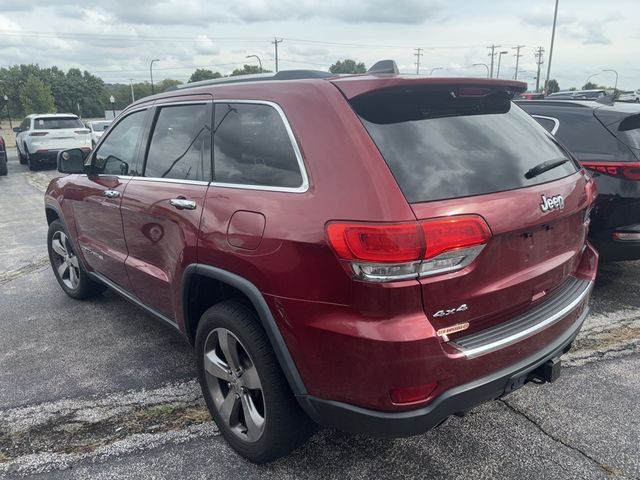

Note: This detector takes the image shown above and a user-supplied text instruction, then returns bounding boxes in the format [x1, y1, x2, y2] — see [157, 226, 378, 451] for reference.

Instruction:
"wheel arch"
[182, 264, 307, 396]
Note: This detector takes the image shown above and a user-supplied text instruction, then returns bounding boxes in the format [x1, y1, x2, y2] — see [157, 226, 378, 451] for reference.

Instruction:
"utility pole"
[544, 0, 560, 94]
[487, 44, 500, 78]
[512, 45, 525, 80]
[534, 47, 545, 92]
[414, 48, 423, 75]
[272, 37, 283, 72]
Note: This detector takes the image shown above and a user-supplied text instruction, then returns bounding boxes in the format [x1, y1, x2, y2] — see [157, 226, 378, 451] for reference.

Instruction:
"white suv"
[15, 113, 91, 170]
[618, 90, 640, 103]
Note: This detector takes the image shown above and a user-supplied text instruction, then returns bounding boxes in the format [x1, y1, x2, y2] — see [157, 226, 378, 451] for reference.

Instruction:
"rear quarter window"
[351, 88, 578, 203]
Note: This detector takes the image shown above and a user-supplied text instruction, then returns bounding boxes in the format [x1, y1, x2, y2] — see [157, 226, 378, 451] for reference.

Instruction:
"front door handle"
[169, 198, 197, 210]
[103, 189, 120, 198]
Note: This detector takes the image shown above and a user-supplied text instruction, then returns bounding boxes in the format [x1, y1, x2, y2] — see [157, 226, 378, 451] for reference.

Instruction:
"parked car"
[518, 99, 640, 261]
[86, 120, 112, 147]
[517, 92, 545, 100]
[14, 113, 91, 170]
[45, 65, 598, 463]
[0, 134, 7, 176]
[547, 89, 608, 100]
[618, 90, 640, 103]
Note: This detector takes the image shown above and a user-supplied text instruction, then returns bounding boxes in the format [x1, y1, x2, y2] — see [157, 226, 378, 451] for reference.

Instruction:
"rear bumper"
[30, 150, 61, 164]
[299, 304, 588, 437]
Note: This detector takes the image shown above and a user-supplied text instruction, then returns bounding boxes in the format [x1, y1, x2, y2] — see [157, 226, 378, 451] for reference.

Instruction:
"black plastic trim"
[298, 306, 588, 437]
[182, 263, 307, 396]
[88, 271, 180, 332]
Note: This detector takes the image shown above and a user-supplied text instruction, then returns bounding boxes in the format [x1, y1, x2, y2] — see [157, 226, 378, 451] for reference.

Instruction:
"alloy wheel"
[203, 328, 266, 442]
[51, 230, 81, 290]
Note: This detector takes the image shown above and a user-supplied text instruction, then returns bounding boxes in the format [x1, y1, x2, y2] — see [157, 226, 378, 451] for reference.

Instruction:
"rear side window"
[34, 117, 83, 130]
[145, 104, 212, 181]
[351, 89, 578, 203]
[213, 103, 303, 188]
[532, 116, 558, 134]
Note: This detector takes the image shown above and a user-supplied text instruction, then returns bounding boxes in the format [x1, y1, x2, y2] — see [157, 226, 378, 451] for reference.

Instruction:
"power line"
[414, 48, 423, 75]
[272, 37, 283, 72]
[534, 46, 545, 92]
[512, 45, 525, 80]
[487, 44, 500, 78]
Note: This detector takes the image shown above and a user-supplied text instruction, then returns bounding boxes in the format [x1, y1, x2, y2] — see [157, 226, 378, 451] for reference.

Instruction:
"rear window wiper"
[525, 158, 569, 180]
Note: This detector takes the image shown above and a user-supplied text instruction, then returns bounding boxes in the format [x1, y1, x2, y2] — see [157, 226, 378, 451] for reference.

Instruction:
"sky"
[0, 0, 637, 91]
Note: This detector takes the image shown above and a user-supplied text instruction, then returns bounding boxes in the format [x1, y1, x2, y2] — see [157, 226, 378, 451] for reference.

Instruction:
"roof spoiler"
[367, 60, 399, 75]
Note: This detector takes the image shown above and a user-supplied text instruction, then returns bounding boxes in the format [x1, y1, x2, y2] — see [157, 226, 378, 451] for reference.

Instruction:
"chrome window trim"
[105, 98, 310, 193]
[453, 280, 593, 358]
[532, 114, 560, 135]
[208, 99, 309, 194]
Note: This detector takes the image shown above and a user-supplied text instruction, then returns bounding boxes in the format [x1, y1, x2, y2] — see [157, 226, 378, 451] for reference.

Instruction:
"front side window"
[213, 103, 303, 188]
[144, 104, 211, 182]
[93, 110, 147, 175]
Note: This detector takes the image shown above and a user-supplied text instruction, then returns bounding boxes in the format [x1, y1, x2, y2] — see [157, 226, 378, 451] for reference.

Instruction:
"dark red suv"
[45, 63, 598, 463]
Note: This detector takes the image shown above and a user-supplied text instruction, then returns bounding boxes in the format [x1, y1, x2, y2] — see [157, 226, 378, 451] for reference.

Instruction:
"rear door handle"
[169, 198, 197, 210]
[103, 189, 120, 198]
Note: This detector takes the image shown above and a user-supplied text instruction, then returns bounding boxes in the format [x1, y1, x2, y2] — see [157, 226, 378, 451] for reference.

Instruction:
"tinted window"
[93, 110, 147, 175]
[145, 104, 211, 181]
[352, 89, 578, 203]
[213, 103, 303, 188]
[533, 116, 557, 133]
[34, 117, 84, 130]
[552, 111, 632, 161]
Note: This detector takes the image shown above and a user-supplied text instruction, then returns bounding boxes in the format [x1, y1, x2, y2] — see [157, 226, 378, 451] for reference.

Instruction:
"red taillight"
[421, 217, 492, 259]
[326, 223, 423, 262]
[582, 161, 640, 181]
[326, 215, 491, 282]
[390, 382, 438, 405]
[29, 131, 49, 136]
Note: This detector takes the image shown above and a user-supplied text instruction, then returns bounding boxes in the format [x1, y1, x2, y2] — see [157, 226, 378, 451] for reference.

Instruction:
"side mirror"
[13, 127, 21, 133]
[57, 149, 87, 174]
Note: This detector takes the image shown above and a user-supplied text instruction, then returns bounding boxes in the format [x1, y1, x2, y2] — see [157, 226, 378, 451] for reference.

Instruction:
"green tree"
[189, 69, 222, 83]
[329, 59, 367, 74]
[546, 79, 560, 94]
[582, 82, 598, 90]
[230, 64, 271, 76]
[20, 75, 55, 114]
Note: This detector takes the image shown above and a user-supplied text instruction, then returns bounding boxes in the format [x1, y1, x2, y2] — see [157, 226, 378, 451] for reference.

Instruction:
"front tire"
[17, 144, 27, 165]
[196, 301, 316, 463]
[47, 220, 106, 299]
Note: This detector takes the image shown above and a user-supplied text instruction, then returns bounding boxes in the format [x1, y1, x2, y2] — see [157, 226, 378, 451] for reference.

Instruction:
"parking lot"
[0, 146, 639, 479]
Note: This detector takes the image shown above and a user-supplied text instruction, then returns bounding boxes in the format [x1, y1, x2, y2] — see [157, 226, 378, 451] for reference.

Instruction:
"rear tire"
[0, 159, 7, 176]
[196, 301, 316, 463]
[26, 149, 37, 171]
[47, 220, 106, 299]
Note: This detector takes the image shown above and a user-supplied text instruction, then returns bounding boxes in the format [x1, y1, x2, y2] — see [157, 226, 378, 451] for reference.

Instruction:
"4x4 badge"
[540, 194, 565, 213]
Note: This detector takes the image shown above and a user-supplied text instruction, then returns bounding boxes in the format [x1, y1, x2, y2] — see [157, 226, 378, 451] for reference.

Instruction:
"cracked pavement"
[0, 147, 639, 479]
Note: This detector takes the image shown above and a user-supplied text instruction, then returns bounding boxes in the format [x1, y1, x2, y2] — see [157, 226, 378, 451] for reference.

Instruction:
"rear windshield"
[351, 88, 578, 203]
[34, 117, 83, 130]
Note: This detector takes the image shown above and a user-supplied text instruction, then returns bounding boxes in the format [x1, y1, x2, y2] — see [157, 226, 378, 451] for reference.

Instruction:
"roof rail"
[170, 69, 335, 91]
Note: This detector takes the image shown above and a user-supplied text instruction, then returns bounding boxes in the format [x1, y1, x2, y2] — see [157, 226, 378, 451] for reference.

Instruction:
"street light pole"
[109, 95, 116, 119]
[544, 0, 560, 94]
[246, 55, 263, 73]
[585, 73, 598, 88]
[429, 67, 444, 76]
[473, 63, 490, 78]
[150, 59, 159, 94]
[129, 79, 135, 102]
[496, 51, 508, 78]
[602, 69, 618, 91]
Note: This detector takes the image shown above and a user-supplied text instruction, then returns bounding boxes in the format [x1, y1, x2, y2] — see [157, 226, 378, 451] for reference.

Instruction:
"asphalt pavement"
[0, 147, 638, 479]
